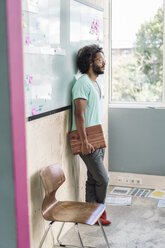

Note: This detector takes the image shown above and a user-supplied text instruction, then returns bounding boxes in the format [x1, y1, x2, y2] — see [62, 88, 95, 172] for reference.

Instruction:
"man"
[71, 44, 111, 225]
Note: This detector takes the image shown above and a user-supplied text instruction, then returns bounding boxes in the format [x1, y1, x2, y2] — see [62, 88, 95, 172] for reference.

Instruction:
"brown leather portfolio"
[69, 124, 106, 155]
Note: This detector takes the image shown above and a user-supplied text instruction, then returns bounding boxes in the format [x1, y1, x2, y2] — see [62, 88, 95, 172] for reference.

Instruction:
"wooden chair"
[39, 163, 110, 248]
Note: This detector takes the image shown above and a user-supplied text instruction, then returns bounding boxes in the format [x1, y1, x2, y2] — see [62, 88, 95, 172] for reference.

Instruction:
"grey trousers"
[80, 148, 109, 204]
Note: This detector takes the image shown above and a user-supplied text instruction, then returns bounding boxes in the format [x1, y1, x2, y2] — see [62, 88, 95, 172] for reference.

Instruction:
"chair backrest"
[40, 163, 65, 196]
[40, 164, 66, 215]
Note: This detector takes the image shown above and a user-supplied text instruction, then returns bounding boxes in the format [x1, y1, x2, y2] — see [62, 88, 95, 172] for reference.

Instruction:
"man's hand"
[81, 140, 95, 155]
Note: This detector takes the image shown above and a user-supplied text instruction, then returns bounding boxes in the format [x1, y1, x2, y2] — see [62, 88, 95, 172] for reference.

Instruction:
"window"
[111, 0, 164, 105]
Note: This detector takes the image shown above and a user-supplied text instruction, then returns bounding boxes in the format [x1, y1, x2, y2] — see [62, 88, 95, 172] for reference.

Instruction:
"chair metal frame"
[39, 164, 110, 248]
[39, 220, 110, 248]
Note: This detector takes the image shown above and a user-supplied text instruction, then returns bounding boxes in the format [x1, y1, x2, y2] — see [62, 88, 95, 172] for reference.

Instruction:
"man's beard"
[92, 64, 104, 75]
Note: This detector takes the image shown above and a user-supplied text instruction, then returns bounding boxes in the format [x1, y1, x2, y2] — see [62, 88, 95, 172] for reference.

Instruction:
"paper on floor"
[157, 199, 165, 208]
[129, 188, 150, 197]
[109, 186, 132, 196]
[106, 195, 132, 206]
[148, 189, 165, 200]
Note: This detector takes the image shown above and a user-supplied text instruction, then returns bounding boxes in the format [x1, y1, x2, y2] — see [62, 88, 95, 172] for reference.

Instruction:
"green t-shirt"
[71, 74, 102, 131]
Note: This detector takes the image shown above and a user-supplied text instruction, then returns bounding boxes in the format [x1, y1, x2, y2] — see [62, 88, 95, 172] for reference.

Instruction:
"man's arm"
[74, 98, 95, 155]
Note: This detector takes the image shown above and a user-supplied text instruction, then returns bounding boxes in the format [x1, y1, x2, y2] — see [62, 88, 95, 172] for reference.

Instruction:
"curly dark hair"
[77, 44, 103, 74]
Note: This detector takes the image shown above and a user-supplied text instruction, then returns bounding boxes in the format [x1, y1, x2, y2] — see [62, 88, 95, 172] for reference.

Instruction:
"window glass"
[111, 0, 163, 103]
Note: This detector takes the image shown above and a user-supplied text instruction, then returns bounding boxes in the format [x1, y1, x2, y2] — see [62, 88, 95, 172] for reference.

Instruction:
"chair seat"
[43, 201, 105, 225]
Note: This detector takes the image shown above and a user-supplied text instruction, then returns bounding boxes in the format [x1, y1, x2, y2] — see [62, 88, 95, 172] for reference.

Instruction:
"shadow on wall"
[65, 110, 81, 202]
[30, 171, 46, 243]
[65, 130, 81, 202]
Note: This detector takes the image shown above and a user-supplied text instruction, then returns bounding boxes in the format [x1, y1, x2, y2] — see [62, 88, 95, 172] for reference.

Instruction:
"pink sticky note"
[32, 108, 37, 115]
[25, 36, 31, 44]
[29, 76, 33, 84]
[91, 23, 95, 29]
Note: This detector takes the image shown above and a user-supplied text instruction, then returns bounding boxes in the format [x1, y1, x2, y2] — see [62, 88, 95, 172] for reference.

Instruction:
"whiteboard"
[70, 0, 103, 43]
[22, 0, 103, 119]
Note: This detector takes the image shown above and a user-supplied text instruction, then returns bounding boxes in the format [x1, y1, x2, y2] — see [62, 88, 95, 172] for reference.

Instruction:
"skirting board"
[109, 171, 165, 189]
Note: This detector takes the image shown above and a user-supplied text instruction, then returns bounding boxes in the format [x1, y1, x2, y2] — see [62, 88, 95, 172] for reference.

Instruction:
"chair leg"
[56, 222, 65, 246]
[55, 222, 95, 248]
[98, 219, 110, 248]
[39, 221, 54, 248]
[75, 223, 85, 248]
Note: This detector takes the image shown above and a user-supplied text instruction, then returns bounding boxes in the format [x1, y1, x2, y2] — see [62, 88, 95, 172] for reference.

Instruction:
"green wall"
[0, 1, 17, 247]
[109, 108, 165, 176]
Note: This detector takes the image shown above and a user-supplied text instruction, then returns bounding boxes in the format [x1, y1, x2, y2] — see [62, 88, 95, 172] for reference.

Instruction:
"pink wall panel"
[6, 0, 30, 247]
